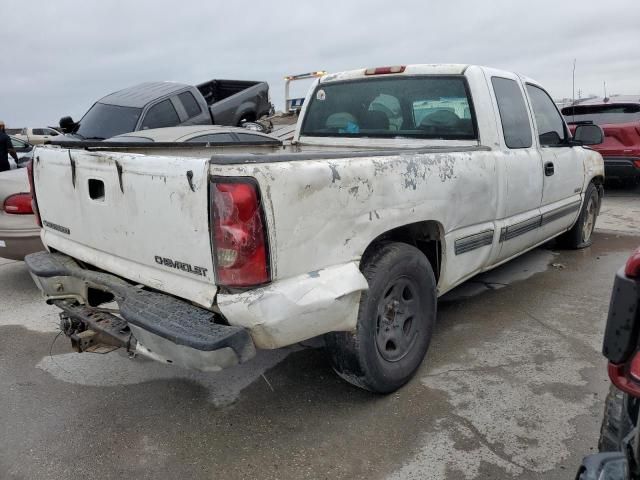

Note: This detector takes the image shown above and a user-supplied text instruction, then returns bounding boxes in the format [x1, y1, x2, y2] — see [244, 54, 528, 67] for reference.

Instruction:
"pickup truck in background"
[27, 64, 605, 393]
[14, 127, 62, 145]
[562, 96, 640, 185]
[55, 79, 271, 141]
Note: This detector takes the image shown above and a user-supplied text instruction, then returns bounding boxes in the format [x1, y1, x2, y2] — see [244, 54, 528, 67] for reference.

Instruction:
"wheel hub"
[376, 277, 419, 362]
[583, 197, 596, 243]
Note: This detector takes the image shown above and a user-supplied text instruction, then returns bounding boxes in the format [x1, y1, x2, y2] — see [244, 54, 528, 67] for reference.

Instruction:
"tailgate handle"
[115, 161, 124, 193]
[544, 161, 555, 176]
[69, 152, 76, 188]
[186, 170, 195, 192]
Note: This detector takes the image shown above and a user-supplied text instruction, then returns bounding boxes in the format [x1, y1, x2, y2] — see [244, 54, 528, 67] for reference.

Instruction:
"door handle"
[544, 162, 555, 176]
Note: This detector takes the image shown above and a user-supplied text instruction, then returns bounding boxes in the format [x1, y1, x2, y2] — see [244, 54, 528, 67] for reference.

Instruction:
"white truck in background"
[26, 64, 604, 393]
[14, 127, 62, 145]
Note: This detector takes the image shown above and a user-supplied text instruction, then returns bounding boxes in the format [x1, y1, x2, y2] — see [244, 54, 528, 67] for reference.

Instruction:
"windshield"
[301, 76, 477, 140]
[561, 104, 640, 125]
[76, 103, 142, 139]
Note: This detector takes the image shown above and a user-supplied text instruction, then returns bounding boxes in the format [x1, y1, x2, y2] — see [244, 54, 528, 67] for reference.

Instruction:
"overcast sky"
[2, 0, 639, 128]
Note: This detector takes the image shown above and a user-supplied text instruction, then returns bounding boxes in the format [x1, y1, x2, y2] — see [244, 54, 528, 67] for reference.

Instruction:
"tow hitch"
[56, 300, 136, 354]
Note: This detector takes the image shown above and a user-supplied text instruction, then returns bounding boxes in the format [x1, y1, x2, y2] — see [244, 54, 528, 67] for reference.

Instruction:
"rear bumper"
[603, 157, 640, 180]
[24, 251, 255, 372]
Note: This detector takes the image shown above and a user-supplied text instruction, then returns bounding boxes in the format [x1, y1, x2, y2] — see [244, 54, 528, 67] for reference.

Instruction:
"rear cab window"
[491, 77, 533, 149]
[301, 76, 477, 140]
[178, 91, 202, 119]
[561, 104, 640, 125]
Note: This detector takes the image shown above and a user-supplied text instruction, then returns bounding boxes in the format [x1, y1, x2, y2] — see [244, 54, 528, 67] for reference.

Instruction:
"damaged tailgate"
[33, 148, 216, 307]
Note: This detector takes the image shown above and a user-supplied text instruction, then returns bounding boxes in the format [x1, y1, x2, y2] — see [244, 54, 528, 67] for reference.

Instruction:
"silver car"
[0, 168, 43, 260]
[106, 125, 282, 145]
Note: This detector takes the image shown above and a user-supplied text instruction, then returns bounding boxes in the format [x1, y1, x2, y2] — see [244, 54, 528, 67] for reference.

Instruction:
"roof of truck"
[98, 81, 190, 108]
[319, 64, 470, 84]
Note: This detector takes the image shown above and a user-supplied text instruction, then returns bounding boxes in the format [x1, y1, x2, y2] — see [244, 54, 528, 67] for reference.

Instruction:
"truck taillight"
[3, 193, 33, 214]
[210, 179, 270, 287]
[26, 160, 42, 226]
[625, 247, 640, 278]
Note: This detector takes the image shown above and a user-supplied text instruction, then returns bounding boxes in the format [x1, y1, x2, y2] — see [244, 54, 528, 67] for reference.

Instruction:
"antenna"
[603, 81, 607, 99]
[572, 59, 576, 122]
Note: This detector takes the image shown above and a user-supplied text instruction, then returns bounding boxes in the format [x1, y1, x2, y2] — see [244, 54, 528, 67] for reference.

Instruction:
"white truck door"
[484, 72, 543, 265]
[524, 83, 584, 238]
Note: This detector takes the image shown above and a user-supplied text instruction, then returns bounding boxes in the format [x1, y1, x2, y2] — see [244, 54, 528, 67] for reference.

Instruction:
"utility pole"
[572, 59, 576, 105]
[604, 81, 607, 99]
[572, 59, 576, 122]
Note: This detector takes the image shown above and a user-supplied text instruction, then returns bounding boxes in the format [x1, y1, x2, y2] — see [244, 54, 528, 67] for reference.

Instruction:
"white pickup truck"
[26, 64, 605, 393]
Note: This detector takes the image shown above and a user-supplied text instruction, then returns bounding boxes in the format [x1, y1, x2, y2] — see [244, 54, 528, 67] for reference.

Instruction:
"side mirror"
[59, 116, 76, 134]
[574, 124, 604, 146]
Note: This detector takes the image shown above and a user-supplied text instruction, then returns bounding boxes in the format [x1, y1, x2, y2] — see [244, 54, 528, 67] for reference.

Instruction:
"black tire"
[599, 384, 635, 452]
[557, 182, 599, 249]
[325, 242, 437, 393]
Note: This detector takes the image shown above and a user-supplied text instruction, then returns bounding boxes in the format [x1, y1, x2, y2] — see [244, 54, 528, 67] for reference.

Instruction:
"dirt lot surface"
[1, 185, 638, 479]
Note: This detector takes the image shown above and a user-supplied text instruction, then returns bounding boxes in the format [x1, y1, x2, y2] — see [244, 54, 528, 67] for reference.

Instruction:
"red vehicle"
[577, 247, 640, 479]
[562, 97, 640, 185]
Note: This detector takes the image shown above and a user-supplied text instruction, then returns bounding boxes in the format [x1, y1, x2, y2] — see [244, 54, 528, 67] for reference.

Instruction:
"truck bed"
[196, 79, 262, 106]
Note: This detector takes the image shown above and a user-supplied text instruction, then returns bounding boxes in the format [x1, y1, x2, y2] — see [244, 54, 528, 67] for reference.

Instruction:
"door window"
[178, 91, 202, 119]
[141, 99, 181, 129]
[235, 133, 281, 144]
[186, 133, 236, 144]
[32, 128, 45, 135]
[526, 84, 566, 146]
[491, 77, 532, 149]
[44, 128, 59, 136]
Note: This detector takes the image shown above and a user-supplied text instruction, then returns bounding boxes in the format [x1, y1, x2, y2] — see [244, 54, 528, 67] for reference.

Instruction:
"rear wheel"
[325, 243, 436, 393]
[557, 182, 599, 249]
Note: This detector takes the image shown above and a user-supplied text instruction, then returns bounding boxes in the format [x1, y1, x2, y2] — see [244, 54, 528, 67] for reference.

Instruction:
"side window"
[45, 128, 59, 136]
[32, 128, 45, 135]
[526, 84, 566, 146]
[185, 133, 236, 144]
[235, 133, 280, 144]
[141, 99, 180, 130]
[491, 77, 532, 149]
[178, 91, 202, 119]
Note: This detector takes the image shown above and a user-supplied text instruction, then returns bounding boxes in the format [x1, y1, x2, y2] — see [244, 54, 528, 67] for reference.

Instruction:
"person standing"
[0, 121, 19, 172]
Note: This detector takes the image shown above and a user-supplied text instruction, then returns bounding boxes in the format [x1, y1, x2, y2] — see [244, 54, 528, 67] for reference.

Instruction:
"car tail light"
[364, 66, 406, 75]
[3, 193, 33, 214]
[26, 160, 42, 226]
[210, 179, 270, 287]
[625, 247, 640, 278]
[609, 362, 640, 397]
[633, 159, 640, 169]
